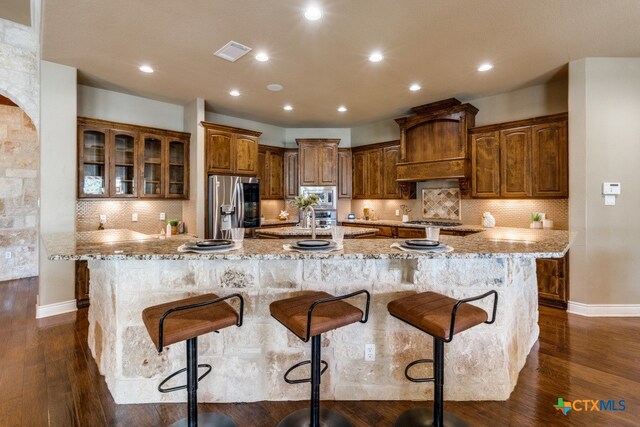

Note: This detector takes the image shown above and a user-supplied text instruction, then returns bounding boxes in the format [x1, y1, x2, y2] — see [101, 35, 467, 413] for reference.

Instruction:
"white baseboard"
[567, 301, 640, 317]
[35, 299, 78, 319]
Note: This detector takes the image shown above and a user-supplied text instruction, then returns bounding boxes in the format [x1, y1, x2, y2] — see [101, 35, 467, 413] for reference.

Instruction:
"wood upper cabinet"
[500, 126, 532, 197]
[78, 117, 190, 199]
[532, 120, 568, 197]
[471, 131, 500, 198]
[338, 149, 352, 198]
[283, 149, 299, 198]
[296, 139, 339, 186]
[202, 122, 262, 176]
[352, 141, 415, 200]
[537, 253, 569, 309]
[469, 113, 568, 199]
[383, 145, 402, 198]
[258, 145, 284, 200]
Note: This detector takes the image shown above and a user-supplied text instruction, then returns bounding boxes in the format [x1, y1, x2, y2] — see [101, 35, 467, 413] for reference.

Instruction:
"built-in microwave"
[299, 186, 337, 209]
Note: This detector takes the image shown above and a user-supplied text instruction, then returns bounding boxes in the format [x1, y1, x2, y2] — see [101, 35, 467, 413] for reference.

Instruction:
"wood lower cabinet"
[284, 149, 299, 198]
[202, 122, 261, 176]
[75, 260, 90, 308]
[352, 141, 415, 200]
[341, 223, 478, 238]
[469, 113, 568, 199]
[297, 139, 339, 186]
[258, 146, 284, 199]
[338, 149, 352, 198]
[537, 253, 569, 309]
[78, 117, 190, 199]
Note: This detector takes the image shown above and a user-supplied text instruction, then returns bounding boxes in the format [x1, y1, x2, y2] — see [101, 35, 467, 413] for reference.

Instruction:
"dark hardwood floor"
[1, 277, 638, 426]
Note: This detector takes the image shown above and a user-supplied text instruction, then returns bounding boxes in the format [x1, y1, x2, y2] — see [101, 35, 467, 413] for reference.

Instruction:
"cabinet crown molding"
[200, 121, 262, 137]
[295, 138, 341, 146]
[78, 116, 190, 138]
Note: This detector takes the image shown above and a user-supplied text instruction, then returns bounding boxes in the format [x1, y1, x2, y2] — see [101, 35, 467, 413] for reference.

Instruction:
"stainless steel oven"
[299, 186, 337, 209]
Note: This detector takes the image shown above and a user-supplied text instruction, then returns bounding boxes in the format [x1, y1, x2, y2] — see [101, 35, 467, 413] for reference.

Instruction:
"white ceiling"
[41, 0, 640, 127]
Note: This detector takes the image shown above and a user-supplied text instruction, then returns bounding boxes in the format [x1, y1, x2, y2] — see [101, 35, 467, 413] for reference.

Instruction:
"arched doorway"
[0, 94, 39, 281]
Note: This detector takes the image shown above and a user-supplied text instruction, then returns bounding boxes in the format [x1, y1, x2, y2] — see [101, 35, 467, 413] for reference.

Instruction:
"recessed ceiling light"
[229, 90, 240, 97]
[255, 52, 269, 62]
[267, 83, 283, 92]
[139, 65, 154, 73]
[283, 105, 293, 111]
[368, 52, 384, 63]
[478, 63, 494, 72]
[337, 106, 347, 112]
[409, 84, 421, 91]
[304, 7, 322, 21]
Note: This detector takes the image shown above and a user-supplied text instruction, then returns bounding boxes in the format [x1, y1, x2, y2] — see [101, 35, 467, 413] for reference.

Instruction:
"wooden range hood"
[395, 98, 478, 193]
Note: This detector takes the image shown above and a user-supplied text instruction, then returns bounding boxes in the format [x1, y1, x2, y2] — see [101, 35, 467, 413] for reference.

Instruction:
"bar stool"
[142, 293, 244, 427]
[270, 290, 371, 427]
[387, 290, 498, 427]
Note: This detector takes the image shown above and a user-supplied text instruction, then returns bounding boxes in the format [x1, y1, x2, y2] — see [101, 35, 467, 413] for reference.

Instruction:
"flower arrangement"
[291, 194, 320, 210]
[399, 204, 412, 215]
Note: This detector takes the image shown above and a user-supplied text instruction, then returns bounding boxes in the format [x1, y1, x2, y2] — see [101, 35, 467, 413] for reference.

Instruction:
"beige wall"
[206, 111, 286, 148]
[182, 98, 205, 237]
[569, 58, 640, 305]
[39, 60, 77, 307]
[78, 85, 185, 131]
[351, 79, 569, 146]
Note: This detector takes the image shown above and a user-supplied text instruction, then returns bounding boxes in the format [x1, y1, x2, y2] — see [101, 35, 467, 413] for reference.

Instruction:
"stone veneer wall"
[0, 15, 40, 281]
[0, 104, 38, 280]
[87, 256, 538, 404]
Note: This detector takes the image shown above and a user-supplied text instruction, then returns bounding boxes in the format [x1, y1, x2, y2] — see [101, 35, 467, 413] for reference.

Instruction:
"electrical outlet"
[160, 212, 166, 220]
[395, 209, 400, 216]
[4, 251, 11, 260]
[364, 344, 376, 361]
[99, 214, 107, 224]
[132, 213, 138, 222]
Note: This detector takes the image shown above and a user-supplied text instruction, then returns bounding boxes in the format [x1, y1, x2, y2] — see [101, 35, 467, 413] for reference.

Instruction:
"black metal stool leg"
[276, 333, 353, 427]
[187, 337, 198, 427]
[310, 334, 321, 426]
[394, 337, 469, 427]
[168, 336, 237, 427]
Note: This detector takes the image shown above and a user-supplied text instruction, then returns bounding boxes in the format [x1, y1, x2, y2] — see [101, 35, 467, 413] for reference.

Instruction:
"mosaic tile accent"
[77, 200, 183, 235]
[422, 188, 461, 220]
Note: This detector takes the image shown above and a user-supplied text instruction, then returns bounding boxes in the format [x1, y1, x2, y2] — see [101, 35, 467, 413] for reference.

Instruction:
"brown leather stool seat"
[270, 291, 365, 341]
[143, 293, 240, 350]
[387, 290, 498, 427]
[387, 291, 489, 342]
[143, 292, 243, 427]
[270, 289, 370, 427]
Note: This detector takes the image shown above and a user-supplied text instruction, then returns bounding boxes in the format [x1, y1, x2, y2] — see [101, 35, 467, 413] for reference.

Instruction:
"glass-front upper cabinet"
[166, 138, 189, 198]
[111, 129, 137, 197]
[78, 125, 109, 198]
[141, 135, 164, 197]
[78, 118, 190, 199]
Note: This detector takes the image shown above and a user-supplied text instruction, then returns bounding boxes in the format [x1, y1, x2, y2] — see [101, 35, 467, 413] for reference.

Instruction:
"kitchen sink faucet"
[305, 205, 316, 239]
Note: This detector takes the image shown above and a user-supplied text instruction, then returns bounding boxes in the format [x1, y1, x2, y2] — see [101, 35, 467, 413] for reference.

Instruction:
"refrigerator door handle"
[237, 180, 245, 228]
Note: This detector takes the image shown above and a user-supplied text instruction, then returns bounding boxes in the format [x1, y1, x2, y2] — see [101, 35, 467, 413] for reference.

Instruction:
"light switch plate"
[132, 213, 138, 222]
[604, 195, 616, 206]
[160, 212, 166, 220]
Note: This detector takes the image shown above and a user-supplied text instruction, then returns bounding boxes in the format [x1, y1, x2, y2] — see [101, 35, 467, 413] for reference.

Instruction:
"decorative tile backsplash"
[77, 200, 183, 234]
[422, 188, 461, 220]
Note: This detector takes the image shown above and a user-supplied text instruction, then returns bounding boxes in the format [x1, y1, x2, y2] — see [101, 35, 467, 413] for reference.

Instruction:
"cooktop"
[406, 220, 463, 227]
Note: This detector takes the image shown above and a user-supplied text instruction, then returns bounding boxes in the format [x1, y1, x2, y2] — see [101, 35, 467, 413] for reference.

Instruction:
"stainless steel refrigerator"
[207, 175, 260, 239]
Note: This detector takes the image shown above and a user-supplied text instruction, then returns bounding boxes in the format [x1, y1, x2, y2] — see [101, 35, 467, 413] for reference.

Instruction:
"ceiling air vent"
[214, 41, 252, 62]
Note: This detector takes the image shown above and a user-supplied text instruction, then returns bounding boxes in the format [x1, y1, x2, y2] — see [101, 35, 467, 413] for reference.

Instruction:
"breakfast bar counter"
[43, 229, 571, 404]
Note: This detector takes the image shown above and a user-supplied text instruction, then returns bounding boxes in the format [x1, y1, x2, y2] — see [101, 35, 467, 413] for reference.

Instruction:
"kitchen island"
[43, 228, 571, 404]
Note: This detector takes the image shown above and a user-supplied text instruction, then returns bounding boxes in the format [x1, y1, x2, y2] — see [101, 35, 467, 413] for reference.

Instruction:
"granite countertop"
[257, 225, 378, 237]
[343, 219, 486, 232]
[260, 219, 299, 226]
[43, 227, 572, 261]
